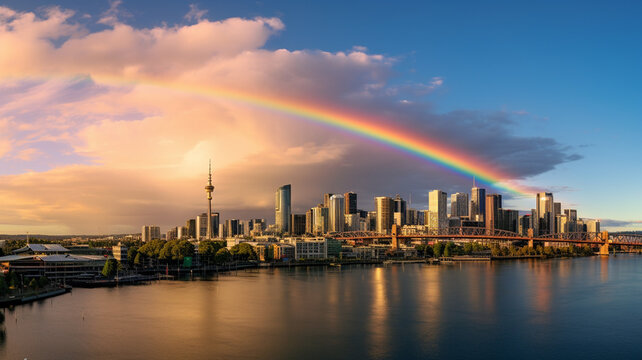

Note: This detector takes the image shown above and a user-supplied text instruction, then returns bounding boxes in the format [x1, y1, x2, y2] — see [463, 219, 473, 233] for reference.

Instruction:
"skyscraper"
[450, 192, 469, 218]
[344, 192, 357, 215]
[470, 187, 486, 222]
[428, 190, 447, 230]
[141, 225, 161, 242]
[275, 184, 292, 233]
[323, 193, 334, 208]
[312, 204, 329, 235]
[536, 192, 555, 236]
[393, 194, 407, 226]
[485, 194, 502, 230]
[375, 196, 394, 234]
[291, 214, 306, 235]
[329, 194, 345, 232]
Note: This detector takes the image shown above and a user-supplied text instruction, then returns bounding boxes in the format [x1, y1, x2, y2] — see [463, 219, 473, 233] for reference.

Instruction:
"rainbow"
[9, 73, 534, 196]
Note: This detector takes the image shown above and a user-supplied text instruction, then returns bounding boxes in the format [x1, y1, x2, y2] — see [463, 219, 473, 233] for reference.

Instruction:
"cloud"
[600, 219, 642, 228]
[185, 4, 208, 22]
[0, 5, 582, 234]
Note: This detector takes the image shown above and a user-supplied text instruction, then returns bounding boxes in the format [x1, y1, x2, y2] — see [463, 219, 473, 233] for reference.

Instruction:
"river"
[2, 255, 641, 359]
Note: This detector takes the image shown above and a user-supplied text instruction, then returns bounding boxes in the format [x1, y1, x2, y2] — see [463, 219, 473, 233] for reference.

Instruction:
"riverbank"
[0, 285, 71, 307]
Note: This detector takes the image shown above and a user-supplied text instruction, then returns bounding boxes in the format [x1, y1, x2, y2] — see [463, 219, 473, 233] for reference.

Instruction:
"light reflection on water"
[2, 256, 642, 359]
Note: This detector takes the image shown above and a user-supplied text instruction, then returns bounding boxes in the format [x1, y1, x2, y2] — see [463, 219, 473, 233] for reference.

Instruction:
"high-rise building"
[451, 192, 469, 218]
[344, 192, 357, 215]
[428, 190, 447, 230]
[485, 194, 502, 230]
[329, 195, 345, 232]
[536, 192, 555, 236]
[564, 209, 578, 232]
[186, 219, 196, 239]
[275, 184, 292, 233]
[323, 193, 334, 208]
[196, 213, 208, 240]
[519, 214, 532, 236]
[305, 209, 314, 234]
[225, 219, 240, 237]
[406, 209, 418, 225]
[141, 225, 161, 242]
[393, 194, 407, 226]
[291, 214, 306, 235]
[500, 209, 519, 233]
[375, 196, 394, 234]
[367, 211, 377, 231]
[345, 213, 360, 231]
[470, 187, 486, 222]
[312, 205, 329, 235]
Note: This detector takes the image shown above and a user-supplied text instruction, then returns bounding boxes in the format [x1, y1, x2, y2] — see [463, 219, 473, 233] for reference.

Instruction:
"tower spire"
[205, 159, 215, 240]
[473, 175, 476, 188]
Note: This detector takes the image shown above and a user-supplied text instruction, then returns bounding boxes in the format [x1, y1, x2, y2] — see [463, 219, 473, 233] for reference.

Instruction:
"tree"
[134, 252, 142, 265]
[230, 243, 257, 261]
[215, 248, 232, 264]
[127, 246, 139, 262]
[102, 259, 118, 278]
[444, 242, 452, 257]
[433, 242, 443, 258]
[38, 276, 49, 288]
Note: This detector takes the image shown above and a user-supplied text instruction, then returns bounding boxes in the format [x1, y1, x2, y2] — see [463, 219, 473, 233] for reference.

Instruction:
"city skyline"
[0, 1, 640, 234]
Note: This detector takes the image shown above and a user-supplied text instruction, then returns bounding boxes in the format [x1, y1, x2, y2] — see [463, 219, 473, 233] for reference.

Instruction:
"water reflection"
[2, 257, 642, 360]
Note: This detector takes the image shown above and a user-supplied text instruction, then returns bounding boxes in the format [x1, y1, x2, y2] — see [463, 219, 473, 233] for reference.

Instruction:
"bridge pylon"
[391, 224, 399, 250]
[527, 228, 534, 248]
[599, 231, 610, 256]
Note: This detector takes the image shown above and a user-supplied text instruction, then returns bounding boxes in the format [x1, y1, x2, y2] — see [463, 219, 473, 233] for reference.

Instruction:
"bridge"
[328, 226, 642, 255]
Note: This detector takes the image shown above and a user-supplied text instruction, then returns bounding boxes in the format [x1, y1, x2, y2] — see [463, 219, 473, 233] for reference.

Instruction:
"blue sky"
[0, 0, 640, 233]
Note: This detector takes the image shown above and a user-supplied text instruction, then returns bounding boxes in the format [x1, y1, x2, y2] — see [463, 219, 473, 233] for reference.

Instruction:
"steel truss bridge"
[328, 227, 642, 254]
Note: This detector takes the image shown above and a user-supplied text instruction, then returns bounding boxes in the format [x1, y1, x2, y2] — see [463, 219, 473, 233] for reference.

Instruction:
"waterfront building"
[470, 187, 486, 222]
[394, 194, 407, 226]
[428, 190, 447, 230]
[536, 192, 555, 235]
[141, 225, 161, 242]
[272, 243, 295, 260]
[344, 192, 357, 215]
[0, 253, 107, 280]
[295, 239, 327, 260]
[275, 184, 292, 233]
[485, 194, 502, 231]
[329, 194, 345, 232]
[291, 214, 306, 235]
[112, 243, 128, 263]
[375, 196, 394, 234]
[451, 193, 469, 218]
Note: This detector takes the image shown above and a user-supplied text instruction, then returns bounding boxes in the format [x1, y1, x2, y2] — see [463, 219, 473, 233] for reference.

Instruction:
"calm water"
[2, 255, 642, 359]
